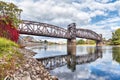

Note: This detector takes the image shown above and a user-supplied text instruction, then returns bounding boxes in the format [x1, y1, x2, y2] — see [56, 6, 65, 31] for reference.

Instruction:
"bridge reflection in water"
[37, 47, 102, 71]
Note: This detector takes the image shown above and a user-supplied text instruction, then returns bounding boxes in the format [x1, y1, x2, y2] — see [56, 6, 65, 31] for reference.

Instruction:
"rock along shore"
[4, 48, 58, 80]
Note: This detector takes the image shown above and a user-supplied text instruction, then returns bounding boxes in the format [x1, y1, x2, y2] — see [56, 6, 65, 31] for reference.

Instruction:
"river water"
[30, 45, 120, 80]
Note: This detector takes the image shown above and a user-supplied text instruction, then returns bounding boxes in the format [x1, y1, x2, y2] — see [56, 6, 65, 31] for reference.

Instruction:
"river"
[28, 45, 120, 80]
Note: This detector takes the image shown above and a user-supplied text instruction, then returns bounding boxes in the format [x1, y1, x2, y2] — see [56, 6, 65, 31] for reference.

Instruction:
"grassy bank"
[0, 38, 24, 80]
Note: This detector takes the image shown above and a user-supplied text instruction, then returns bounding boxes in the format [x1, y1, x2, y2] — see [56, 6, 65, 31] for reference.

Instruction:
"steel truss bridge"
[18, 20, 102, 42]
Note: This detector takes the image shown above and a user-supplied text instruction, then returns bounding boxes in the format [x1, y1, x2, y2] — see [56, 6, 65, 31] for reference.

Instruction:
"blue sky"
[2, 0, 120, 41]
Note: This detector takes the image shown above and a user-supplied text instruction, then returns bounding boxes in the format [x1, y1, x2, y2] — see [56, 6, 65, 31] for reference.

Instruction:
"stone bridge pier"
[67, 23, 76, 55]
[96, 34, 103, 46]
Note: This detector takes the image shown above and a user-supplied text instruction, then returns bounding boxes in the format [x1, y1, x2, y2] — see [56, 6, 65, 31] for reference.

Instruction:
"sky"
[2, 0, 120, 42]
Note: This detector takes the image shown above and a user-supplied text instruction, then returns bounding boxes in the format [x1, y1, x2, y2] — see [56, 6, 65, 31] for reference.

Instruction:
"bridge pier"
[96, 34, 103, 46]
[67, 23, 76, 55]
[67, 39, 76, 55]
[96, 41, 103, 46]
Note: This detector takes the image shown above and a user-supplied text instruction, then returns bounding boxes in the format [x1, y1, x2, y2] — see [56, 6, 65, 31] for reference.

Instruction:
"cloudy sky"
[3, 0, 120, 41]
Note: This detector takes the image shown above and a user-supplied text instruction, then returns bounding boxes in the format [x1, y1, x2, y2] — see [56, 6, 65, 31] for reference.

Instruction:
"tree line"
[111, 28, 120, 45]
[77, 39, 96, 45]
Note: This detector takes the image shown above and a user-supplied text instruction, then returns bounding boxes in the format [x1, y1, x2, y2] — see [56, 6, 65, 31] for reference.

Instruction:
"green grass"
[0, 37, 24, 80]
[0, 37, 18, 48]
[0, 37, 18, 59]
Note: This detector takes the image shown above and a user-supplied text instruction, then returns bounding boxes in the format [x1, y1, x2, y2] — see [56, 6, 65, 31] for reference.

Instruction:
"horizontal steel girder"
[18, 20, 102, 41]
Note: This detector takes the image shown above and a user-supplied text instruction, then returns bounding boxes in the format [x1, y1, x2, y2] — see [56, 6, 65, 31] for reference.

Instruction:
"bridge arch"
[18, 20, 102, 46]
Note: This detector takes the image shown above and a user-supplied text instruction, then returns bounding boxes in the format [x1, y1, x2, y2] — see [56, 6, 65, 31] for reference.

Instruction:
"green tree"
[86, 40, 96, 44]
[77, 39, 85, 44]
[111, 28, 120, 45]
[0, 1, 22, 27]
[44, 40, 48, 44]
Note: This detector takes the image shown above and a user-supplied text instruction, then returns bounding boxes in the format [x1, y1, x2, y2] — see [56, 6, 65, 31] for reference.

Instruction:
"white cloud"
[95, 17, 120, 31]
[95, 0, 111, 3]
[111, 26, 120, 31]
[90, 10, 106, 17]
[3, 0, 120, 39]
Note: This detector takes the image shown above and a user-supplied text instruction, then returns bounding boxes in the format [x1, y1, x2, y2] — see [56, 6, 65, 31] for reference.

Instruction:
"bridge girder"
[18, 20, 70, 39]
[76, 29, 101, 41]
[18, 20, 102, 41]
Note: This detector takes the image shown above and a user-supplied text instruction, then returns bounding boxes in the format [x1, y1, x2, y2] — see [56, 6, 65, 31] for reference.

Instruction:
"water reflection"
[33, 46, 120, 80]
[112, 46, 120, 63]
[37, 47, 102, 71]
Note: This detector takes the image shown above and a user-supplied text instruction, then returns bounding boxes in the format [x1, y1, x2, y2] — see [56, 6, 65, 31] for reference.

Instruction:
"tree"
[77, 39, 85, 44]
[111, 28, 120, 45]
[44, 40, 48, 44]
[0, 1, 22, 42]
[0, 1, 22, 27]
[86, 39, 96, 44]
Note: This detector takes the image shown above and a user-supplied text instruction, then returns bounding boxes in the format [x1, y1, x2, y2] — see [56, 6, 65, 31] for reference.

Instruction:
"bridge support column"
[67, 23, 76, 55]
[67, 39, 76, 55]
[96, 41, 103, 46]
[96, 34, 103, 46]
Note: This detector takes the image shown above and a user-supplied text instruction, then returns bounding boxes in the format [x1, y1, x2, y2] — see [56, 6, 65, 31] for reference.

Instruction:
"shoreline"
[4, 47, 58, 80]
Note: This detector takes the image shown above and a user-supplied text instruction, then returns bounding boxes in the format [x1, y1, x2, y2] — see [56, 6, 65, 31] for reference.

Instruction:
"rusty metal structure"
[18, 20, 102, 44]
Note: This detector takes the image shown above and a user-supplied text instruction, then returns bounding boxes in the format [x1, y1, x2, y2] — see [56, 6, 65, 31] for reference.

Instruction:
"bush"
[0, 16, 19, 42]
[0, 1, 22, 42]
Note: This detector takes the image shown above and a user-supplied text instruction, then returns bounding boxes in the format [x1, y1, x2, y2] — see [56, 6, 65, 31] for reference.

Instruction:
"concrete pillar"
[67, 23, 76, 55]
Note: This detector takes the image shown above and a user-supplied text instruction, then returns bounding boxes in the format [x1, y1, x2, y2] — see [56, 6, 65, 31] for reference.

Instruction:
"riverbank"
[2, 47, 58, 80]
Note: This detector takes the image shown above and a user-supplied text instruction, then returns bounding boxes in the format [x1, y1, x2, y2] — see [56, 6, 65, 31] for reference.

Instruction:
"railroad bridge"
[18, 20, 102, 46]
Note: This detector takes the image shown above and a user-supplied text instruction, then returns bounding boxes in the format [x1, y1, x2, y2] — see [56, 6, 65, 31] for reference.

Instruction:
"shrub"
[0, 16, 19, 42]
[0, 1, 22, 42]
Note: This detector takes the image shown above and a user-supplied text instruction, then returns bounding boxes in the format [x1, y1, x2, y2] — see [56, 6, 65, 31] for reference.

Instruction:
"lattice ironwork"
[18, 20, 70, 39]
[18, 20, 102, 41]
[76, 29, 102, 41]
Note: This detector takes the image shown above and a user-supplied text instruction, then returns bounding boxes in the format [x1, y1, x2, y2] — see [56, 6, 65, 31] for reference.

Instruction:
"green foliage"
[77, 39, 85, 44]
[77, 39, 95, 45]
[86, 40, 96, 44]
[44, 40, 48, 43]
[112, 47, 120, 63]
[0, 37, 18, 47]
[0, 37, 18, 58]
[0, 37, 24, 79]
[111, 28, 120, 45]
[0, 1, 22, 27]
